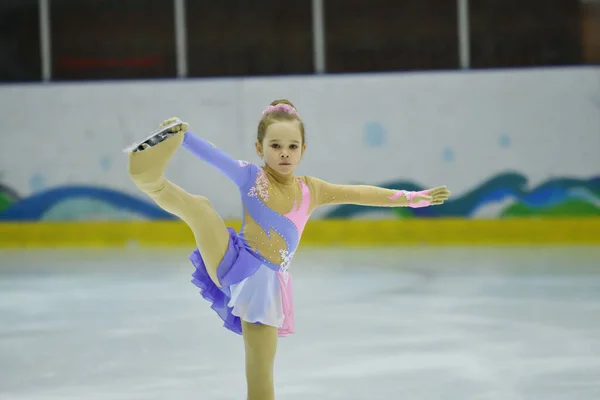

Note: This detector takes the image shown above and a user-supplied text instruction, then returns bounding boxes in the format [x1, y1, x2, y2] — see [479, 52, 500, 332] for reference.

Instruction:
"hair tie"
[261, 104, 300, 117]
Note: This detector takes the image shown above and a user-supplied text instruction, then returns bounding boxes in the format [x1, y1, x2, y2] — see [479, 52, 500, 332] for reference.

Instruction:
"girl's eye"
[271, 144, 280, 148]
[290, 145, 298, 149]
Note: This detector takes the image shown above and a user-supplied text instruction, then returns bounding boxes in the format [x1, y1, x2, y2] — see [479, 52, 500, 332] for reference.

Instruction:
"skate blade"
[122, 118, 185, 153]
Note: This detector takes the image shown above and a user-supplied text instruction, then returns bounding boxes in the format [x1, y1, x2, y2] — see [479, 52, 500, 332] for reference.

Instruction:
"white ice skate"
[122, 118, 186, 153]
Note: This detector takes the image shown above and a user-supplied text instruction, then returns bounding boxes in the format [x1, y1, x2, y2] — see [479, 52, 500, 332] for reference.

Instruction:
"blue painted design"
[442, 147, 454, 162]
[100, 156, 111, 171]
[499, 134, 511, 148]
[363, 121, 386, 147]
[29, 173, 45, 192]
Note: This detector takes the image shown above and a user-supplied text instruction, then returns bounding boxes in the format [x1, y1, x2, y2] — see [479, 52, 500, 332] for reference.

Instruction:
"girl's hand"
[409, 186, 450, 208]
[426, 185, 450, 206]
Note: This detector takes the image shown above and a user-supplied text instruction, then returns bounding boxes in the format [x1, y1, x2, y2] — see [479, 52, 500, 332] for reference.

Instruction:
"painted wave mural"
[0, 172, 598, 221]
[325, 172, 600, 219]
[0, 185, 175, 221]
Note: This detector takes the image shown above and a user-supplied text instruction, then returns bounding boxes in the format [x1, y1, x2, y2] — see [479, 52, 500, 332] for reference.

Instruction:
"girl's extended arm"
[181, 131, 252, 189]
[305, 176, 434, 208]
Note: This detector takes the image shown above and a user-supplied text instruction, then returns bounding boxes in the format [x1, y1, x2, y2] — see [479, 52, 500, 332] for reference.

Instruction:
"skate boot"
[126, 119, 187, 192]
[123, 118, 186, 153]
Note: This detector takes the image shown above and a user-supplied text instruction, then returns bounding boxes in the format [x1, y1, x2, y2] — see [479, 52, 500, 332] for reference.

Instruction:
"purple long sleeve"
[181, 132, 252, 189]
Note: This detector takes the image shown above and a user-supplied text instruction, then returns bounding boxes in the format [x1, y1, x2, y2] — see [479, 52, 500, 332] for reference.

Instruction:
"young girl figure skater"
[126, 99, 450, 400]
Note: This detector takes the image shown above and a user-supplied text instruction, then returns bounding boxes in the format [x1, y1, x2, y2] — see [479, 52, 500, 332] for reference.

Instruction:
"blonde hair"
[257, 99, 305, 144]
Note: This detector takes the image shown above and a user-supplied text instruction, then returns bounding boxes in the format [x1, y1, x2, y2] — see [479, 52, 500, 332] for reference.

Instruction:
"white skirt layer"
[228, 264, 294, 336]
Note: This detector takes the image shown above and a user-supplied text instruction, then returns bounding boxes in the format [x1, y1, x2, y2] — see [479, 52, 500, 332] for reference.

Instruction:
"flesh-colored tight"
[127, 133, 278, 400]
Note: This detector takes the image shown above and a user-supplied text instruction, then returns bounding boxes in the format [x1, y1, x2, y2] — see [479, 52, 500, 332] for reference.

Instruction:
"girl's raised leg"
[127, 132, 229, 287]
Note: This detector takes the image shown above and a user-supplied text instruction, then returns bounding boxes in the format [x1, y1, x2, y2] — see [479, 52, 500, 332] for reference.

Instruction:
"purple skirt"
[188, 227, 266, 335]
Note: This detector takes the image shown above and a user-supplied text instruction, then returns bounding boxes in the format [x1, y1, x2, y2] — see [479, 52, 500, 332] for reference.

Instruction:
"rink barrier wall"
[1, 218, 599, 247]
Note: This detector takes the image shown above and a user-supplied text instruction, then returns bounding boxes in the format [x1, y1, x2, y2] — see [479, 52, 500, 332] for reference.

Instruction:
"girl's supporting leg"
[242, 321, 279, 400]
[127, 132, 229, 287]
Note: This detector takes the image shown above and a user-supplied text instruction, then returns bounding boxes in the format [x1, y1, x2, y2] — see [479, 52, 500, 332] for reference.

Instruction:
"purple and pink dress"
[180, 132, 431, 337]
[182, 132, 308, 337]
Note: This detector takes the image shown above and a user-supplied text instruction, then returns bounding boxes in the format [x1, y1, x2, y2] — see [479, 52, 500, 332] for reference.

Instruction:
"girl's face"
[256, 120, 306, 175]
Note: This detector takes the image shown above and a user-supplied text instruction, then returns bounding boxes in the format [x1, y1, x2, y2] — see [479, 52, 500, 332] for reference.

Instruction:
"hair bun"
[269, 99, 297, 111]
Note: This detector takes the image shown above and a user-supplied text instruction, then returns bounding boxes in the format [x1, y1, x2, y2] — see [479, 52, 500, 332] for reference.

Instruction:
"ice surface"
[1, 246, 599, 400]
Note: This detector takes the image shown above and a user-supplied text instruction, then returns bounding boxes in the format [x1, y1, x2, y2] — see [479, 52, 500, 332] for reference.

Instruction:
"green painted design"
[0, 193, 12, 213]
[391, 207, 413, 218]
[501, 199, 600, 217]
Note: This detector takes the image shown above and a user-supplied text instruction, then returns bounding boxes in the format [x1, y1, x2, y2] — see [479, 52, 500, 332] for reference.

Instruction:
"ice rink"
[1, 246, 599, 400]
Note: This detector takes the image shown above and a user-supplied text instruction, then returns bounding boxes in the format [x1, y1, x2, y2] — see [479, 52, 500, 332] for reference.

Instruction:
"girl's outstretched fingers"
[406, 186, 450, 208]
[429, 186, 451, 205]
